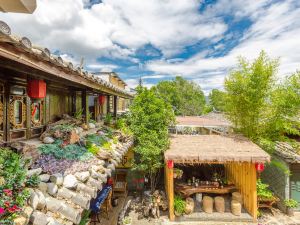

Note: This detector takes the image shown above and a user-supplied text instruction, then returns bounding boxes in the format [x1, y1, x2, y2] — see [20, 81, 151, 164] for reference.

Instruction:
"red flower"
[3, 189, 12, 196]
[4, 201, 10, 208]
[7, 205, 19, 213]
[0, 207, 5, 215]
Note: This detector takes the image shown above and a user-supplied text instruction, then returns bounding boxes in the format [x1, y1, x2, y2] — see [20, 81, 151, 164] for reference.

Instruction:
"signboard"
[117, 147, 134, 168]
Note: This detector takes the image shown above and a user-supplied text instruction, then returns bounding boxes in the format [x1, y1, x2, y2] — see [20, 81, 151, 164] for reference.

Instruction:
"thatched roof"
[165, 135, 270, 164]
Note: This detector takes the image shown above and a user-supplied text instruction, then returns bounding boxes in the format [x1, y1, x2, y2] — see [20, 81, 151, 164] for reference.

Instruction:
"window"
[33, 103, 41, 123]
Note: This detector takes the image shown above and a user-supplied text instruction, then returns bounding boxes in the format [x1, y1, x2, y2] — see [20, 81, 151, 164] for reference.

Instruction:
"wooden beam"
[82, 90, 88, 124]
[107, 95, 111, 114]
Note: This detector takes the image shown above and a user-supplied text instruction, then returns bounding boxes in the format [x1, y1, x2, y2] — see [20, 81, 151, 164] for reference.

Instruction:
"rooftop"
[165, 135, 270, 164]
[176, 113, 231, 127]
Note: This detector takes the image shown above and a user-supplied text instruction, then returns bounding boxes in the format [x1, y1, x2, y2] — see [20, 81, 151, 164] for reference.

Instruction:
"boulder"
[50, 173, 64, 186]
[30, 211, 50, 225]
[39, 174, 50, 182]
[89, 123, 96, 129]
[35, 190, 46, 210]
[43, 137, 55, 144]
[47, 183, 58, 196]
[38, 182, 48, 193]
[29, 191, 39, 210]
[69, 130, 80, 144]
[27, 168, 42, 177]
[75, 171, 90, 182]
[63, 174, 78, 189]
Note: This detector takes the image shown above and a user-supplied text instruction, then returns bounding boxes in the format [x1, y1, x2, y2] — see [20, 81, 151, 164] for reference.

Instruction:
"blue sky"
[1, 0, 300, 94]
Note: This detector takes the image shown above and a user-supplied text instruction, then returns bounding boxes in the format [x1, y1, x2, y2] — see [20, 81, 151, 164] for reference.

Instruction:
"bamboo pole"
[166, 163, 175, 221]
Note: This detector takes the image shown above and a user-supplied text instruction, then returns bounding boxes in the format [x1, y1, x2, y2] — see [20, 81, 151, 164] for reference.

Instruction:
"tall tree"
[129, 87, 175, 192]
[225, 51, 279, 139]
[153, 76, 206, 116]
[208, 89, 226, 112]
[225, 51, 300, 142]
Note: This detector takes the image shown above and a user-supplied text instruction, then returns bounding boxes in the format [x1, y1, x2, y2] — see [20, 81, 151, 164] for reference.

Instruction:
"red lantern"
[255, 163, 265, 172]
[28, 80, 46, 99]
[98, 95, 106, 105]
[167, 160, 174, 169]
[107, 177, 114, 185]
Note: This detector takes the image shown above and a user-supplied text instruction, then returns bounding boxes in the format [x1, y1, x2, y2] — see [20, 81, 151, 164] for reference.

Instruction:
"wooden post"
[71, 90, 77, 116]
[82, 90, 88, 124]
[113, 95, 118, 118]
[165, 163, 175, 221]
[250, 163, 257, 221]
[107, 95, 110, 114]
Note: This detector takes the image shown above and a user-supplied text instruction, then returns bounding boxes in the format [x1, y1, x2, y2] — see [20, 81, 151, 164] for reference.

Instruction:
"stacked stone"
[22, 138, 133, 225]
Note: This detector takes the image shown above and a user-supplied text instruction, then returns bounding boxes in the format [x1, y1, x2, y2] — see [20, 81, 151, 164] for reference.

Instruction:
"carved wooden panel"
[9, 95, 26, 130]
[31, 100, 44, 127]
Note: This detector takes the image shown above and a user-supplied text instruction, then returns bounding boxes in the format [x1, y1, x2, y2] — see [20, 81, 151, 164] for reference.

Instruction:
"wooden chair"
[114, 171, 128, 197]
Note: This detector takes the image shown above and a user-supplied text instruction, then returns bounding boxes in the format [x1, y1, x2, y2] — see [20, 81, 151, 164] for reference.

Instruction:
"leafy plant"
[129, 87, 175, 192]
[257, 179, 274, 201]
[122, 216, 132, 224]
[284, 199, 298, 208]
[79, 210, 91, 225]
[174, 195, 186, 215]
[53, 124, 74, 132]
[0, 148, 30, 224]
[38, 140, 93, 161]
[102, 142, 112, 151]
[25, 174, 40, 187]
[74, 108, 83, 120]
[104, 113, 113, 125]
[86, 134, 106, 146]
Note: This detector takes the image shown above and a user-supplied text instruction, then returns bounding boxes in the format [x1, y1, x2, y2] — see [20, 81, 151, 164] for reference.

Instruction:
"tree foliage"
[208, 89, 226, 112]
[225, 51, 300, 144]
[129, 87, 175, 191]
[153, 76, 206, 116]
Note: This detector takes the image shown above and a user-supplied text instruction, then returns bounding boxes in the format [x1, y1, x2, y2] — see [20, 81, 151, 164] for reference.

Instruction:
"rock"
[82, 124, 89, 130]
[29, 191, 39, 210]
[47, 183, 58, 196]
[38, 182, 48, 193]
[69, 130, 80, 144]
[30, 211, 50, 225]
[97, 151, 111, 160]
[89, 123, 96, 129]
[63, 174, 78, 189]
[27, 168, 42, 177]
[14, 206, 33, 225]
[107, 164, 115, 171]
[77, 127, 83, 133]
[35, 190, 46, 210]
[53, 130, 63, 139]
[185, 197, 195, 214]
[75, 171, 90, 182]
[90, 170, 100, 179]
[39, 174, 50, 182]
[50, 173, 64, 186]
[43, 137, 55, 144]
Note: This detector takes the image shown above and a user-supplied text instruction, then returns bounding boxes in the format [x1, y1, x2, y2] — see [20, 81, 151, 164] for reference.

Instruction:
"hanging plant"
[174, 168, 183, 179]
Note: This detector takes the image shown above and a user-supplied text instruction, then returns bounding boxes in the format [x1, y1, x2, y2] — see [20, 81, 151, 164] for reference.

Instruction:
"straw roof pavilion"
[165, 135, 270, 164]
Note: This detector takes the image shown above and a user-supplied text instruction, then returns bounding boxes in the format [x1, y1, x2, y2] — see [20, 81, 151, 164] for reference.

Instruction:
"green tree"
[208, 89, 226, 112]
[129, 87, 175, 192]
[225, 51, 300, 143]
[153, 76, 206, 116]
[225, 51, 279, 139]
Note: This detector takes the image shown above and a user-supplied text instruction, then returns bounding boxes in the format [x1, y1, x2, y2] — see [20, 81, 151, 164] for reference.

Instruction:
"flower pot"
[173, 173, 178, 179]
[287, 207, 294, 217]
[175, 211, 182, 217]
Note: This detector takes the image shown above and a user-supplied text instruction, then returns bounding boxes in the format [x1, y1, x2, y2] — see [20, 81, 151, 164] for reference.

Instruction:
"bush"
[257, 179, 274, 201]
[174, 195, 186, 215]
[284, 199, 298, 208]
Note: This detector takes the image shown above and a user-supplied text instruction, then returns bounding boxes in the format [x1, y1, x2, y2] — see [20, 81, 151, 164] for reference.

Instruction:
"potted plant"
[173, 168, 183, 179]
[284, 199, 298, 216]
[174, 195, 186, 217]
[122, 216, 132, 225]
[257, 179, 277, 203]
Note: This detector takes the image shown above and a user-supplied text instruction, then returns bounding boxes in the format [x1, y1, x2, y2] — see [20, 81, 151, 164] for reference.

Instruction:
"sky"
[1, 0, 300, 94]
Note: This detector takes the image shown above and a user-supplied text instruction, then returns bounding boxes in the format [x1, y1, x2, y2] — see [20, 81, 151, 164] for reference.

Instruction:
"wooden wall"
[225, 162, 257, 220]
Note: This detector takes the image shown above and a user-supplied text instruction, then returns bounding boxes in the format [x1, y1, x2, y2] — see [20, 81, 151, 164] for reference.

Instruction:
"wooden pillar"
[107, 95, 111, 114]
[113, 95, 118, 118]
[26, 96, 31, 139]
[82, 90, 88, 124]
[71, 91, 77, 115]
[250, 163, 257, 220]
[165, 163, 175, 221]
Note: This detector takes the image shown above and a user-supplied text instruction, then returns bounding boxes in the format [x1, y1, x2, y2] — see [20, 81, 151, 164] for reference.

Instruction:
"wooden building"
[0, 0, 36, 13]
[164, 135, 270, 222]
[0, 21, 133, 143]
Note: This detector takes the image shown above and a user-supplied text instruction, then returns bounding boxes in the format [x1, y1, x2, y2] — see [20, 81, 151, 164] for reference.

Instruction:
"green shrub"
[174, 195, 186, 215]
[25, 174, 40, 187]
[284, 199, 298, 208]
[257, 179, 274, 200]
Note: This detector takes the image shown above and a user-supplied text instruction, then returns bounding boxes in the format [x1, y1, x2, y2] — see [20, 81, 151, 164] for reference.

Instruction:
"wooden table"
[175, 183, 237, 198]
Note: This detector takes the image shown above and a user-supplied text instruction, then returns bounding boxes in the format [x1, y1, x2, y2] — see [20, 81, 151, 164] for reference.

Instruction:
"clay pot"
[185, 197, 194, 214]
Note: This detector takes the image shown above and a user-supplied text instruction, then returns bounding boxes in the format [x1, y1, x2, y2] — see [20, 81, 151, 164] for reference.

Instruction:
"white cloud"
[146, 0, 300, 91]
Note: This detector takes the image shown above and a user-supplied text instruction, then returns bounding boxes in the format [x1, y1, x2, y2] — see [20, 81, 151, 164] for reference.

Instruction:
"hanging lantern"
[98, 95, 106, 105]
[255, 163, 265, 172]
[167, 160, 174, 169]
[28, 80, 46, 99]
